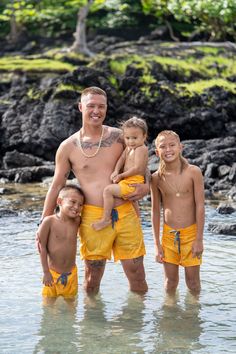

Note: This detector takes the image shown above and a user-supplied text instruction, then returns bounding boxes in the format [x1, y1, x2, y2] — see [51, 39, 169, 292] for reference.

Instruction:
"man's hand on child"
[126, 183, 149, 201]
[110, 170, 119, 182]
[112, 174, 122, 183]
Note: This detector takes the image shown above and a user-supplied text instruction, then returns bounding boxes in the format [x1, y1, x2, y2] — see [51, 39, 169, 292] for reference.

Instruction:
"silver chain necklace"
[78, 126, 104, 158]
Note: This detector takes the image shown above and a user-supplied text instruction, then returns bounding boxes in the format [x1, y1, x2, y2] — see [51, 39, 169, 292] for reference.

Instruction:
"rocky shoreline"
[0, 39, 235, 208]
[1, 135, 235, 200]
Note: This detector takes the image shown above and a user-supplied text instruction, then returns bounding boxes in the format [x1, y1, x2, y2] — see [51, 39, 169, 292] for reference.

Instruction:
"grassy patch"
[27, 88, 42, 100]
[108, 75, 119, 89]
[0, 56, 75, 73]
[43, 48, 91, 64]
[108, 50, 235, 81]
[197, 55, 236, 77]
[150, 55, 210, 77]
[109, 57, 133, 75]
[195, 46, 222, 55]
[55, 83, 83, 93]
[177, 78, 236, 95]
[140, 74, 156, 85]
[108, 54, 150, 75]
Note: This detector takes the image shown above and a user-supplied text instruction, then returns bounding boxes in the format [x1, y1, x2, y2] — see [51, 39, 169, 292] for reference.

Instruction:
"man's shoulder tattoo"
[101, 130, 123, 147]
[72, 138, 78, 147]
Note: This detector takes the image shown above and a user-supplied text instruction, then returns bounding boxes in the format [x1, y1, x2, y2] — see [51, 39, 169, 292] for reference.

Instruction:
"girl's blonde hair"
[155, 130, 188, 178]
[120, 116, 148, 136]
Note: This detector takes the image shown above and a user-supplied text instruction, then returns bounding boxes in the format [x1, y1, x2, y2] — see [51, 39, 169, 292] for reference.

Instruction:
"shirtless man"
[39, 86, 149, 294]
[151, 130, 205, 295]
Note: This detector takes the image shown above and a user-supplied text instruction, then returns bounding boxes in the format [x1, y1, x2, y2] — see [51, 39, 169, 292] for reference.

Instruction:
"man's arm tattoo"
[133, 256, 143, 264]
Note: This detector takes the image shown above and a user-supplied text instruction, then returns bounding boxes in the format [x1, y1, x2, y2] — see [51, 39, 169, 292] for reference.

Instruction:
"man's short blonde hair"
[80, 87, 107, 101]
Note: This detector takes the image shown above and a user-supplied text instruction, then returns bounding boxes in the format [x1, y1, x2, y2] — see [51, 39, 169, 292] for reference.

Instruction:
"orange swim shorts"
[118, 175, 144, 199]
[42, 265, 78, 298]
[162, 224, 202, 267]
[79, 202, 146, 262]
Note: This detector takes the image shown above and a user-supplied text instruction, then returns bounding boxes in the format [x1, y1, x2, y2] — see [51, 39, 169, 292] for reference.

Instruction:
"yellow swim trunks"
[162, 224, 202, 267]
[79, 202, 146, 262]
[118, 175, 144, 199]
[42, 265, 78, 298]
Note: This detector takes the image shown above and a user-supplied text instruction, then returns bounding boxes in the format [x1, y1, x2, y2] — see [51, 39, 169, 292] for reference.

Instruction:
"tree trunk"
[70, 0, 94, 57]
[165, 20, 179, 42]
[7, 11, 25, 43]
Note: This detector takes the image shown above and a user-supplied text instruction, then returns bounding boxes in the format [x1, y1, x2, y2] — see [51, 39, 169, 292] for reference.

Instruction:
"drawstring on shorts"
[57, 272, 71, 287]
[111, 208, 119, 229]
[170, 230, 181, 254]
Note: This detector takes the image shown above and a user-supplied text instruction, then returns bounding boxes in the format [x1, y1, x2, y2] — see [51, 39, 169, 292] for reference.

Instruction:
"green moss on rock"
[177, 79, 236, 96]
[0, 56, 75, 73]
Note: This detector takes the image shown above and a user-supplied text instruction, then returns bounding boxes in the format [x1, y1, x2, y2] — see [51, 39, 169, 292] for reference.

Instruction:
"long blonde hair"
[155, 130, 188, 178]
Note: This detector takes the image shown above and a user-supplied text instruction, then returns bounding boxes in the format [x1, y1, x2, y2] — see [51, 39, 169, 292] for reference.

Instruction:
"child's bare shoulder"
[187, 164, 202, 175]
[42, 215, 57, 226]
[151, 171, 161, 183]
[152, 170, 159, 178]
[136, 145, 148, 153]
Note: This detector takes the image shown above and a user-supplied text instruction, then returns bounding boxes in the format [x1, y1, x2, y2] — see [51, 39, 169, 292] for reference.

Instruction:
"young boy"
[151, 130, 205, 295]
[92, 116, 148, 231]
[38, 184, 84, 299]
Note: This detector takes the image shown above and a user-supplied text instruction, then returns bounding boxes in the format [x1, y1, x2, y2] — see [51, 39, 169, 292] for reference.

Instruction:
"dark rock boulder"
[0, 209, 18, 217]
[0, 165, 55, 183]
[3, 150, 51, 169]
[208, 222, 236, 236]
[216, 202, 236, 214]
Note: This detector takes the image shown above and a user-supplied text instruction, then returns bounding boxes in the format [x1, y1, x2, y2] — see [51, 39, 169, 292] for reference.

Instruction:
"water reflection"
[152, 292, 204, 353]
[78, 293, 145, 354]
[34, 298, 79, 354]
[33, 290, 206, 354]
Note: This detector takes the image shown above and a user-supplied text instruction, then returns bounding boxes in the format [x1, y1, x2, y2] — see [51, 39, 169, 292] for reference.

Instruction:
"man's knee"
[84, 276, 100, 293]
[130, 265, 145, 282]
[124, 257, 148, 292]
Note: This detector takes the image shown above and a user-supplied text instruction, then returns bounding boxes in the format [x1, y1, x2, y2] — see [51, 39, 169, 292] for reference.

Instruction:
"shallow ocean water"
[0, 183, 236, 354]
